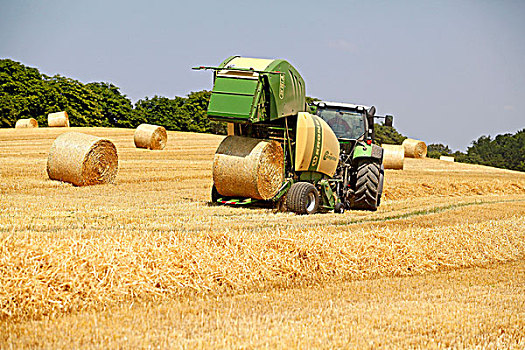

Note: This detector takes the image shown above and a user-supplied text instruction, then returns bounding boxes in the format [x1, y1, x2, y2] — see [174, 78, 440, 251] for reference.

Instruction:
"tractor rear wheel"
[352, 160, 381, 211]
[287, 182, 319, 215]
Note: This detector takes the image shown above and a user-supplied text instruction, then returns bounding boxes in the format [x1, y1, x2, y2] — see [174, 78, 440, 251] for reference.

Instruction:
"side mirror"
[384, 115, 393, 127]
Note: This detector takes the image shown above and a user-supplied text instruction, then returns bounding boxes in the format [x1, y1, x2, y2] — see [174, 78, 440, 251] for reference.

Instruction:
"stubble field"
[1, 127, 524, 348]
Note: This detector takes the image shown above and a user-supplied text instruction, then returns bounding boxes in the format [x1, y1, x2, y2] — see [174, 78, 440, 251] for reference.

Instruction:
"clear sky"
[1, 0, 524, 150]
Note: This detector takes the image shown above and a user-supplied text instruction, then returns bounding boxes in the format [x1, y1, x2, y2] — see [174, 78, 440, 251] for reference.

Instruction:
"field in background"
[1, 127, 524, 347]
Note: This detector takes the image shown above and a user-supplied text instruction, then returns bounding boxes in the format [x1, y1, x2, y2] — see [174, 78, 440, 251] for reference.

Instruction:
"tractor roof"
[314, 101, 371, 112]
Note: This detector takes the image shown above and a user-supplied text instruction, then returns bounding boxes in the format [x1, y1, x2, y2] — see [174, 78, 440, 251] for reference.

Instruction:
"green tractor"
[194, 56, 393, 214]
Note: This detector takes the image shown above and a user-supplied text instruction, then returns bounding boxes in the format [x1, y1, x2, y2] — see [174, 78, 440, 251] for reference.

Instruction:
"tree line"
[0, 59, 224, 133]
[427, 129, 525, 172]
[1, 58, 523, 171]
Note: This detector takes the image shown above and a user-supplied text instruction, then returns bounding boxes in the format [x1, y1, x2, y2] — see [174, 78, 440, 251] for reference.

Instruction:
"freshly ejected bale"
[48, 111, 70, 127]
[47, 132, 118, 186]
[402, 138, 427, 158]
[134, 124, 168, 150]
[213, 136, 284, 200]
[15, 118, 38, 128]
[440, 155, 455, 162]
[381, 144, 404, 170]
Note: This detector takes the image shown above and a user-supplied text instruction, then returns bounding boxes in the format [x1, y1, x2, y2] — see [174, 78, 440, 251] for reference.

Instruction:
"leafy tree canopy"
[374, 123, 407, 145]
[427, 143, 452, 159]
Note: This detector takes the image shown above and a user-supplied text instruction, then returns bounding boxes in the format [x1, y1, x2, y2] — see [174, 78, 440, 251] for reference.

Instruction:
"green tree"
[374, 123, 406, 145]
[181, 90, 212, 133]
[46, 75, 104, 126]
[0, 59, 62, 127]
[86, 82, 136, 128]
[133, 96, 186, 130]
[427, 143, 452, 159]
[460, 130, 525, 171]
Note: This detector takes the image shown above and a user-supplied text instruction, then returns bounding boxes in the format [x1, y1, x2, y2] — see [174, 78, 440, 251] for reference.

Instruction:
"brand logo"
[310, 117, 322, 168]
[323, 150, 337, 162]
[279, 74, 285, 99]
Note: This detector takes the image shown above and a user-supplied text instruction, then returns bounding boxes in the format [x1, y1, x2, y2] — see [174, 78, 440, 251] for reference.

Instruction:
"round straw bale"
[47, 132, 118, 186]
[402, 138, 427, 158]
[134, 124, 168, 150]
[213, 136, 284, 200]
[381, 144, 404, 170]
[440, 155, 455, 162]
[48, 111, 70, 127]
[15, 118, 38, 128]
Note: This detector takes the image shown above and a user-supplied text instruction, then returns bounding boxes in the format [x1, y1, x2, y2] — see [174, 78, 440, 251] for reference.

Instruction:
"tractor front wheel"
[352, 160, 381, 211]
[287, 182, 319, 215]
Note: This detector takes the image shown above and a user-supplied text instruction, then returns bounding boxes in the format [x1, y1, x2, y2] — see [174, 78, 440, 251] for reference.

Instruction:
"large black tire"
[377, 164, 385, 207]
[286, 182, 319, 215]
[352, 160, 381, 211]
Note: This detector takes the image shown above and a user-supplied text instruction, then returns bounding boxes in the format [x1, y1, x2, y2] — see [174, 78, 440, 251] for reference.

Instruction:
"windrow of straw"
[213, 136, 284, 200]
[15, 118, 38, 128]
[403, 138, 427, 158]
[381, 144, 404, 170]
[1, 213, 523, 320]
[47, 132, 118, 186]
[48, 111, 70, 127]
[134, 124, 168, 150]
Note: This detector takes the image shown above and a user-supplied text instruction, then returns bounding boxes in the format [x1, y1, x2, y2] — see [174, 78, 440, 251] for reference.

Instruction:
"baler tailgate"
[208, 77, 258, 120]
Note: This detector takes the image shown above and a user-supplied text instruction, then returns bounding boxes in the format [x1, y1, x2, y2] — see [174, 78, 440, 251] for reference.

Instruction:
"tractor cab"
[311, 101, 371, 142]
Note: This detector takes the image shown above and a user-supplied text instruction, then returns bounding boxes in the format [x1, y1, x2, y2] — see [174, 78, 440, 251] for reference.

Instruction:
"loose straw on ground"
[134, 124, 168, 150]
[382, 144, 404, 170]
[213, 136, 284, 200]
[402, 138, 427, 158]
[15, 118, 38, 128]
[47, 132, 118, 186]
[48, 111, 70, 127]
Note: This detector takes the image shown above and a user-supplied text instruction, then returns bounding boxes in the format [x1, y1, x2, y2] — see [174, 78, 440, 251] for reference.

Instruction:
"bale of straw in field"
[213, 136, 284, 200]
[440, 155, 455, 162]
[47, 132, 118, 186]
[48, 111, 70, 127]
[134, 124, 168, 150]
[402, 138, 427, 158]
[381, 144, 404, 170]
[15, 118, 38, 128]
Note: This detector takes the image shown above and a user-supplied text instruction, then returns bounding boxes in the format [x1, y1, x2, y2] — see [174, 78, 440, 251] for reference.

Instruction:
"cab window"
[317, 108, 366, 140]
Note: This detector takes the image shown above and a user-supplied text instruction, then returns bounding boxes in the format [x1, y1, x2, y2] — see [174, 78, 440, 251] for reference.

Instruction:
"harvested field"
[3, 260, 524, 348]
[1, 127, 524, 347]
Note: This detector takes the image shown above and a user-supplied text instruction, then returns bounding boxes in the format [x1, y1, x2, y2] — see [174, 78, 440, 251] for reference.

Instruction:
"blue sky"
[1, 0, 524, 150]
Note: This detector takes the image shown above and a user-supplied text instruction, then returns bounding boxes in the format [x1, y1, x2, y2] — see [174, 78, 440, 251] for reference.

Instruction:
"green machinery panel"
[195, 56, 307, 124]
